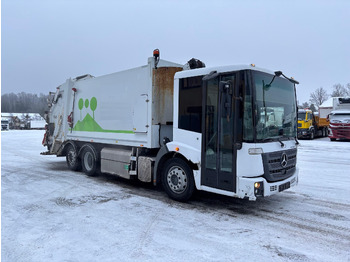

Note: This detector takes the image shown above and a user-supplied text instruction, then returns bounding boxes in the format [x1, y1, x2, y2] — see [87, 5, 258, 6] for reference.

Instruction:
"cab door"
[201, 74, 238, 192]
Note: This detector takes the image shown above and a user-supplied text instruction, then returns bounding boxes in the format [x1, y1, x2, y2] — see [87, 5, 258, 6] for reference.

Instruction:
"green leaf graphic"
[90, 97, 97, 119]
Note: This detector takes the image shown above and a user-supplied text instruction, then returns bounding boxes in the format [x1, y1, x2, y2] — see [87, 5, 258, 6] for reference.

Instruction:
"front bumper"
[297, 128, 311, 138]
[237, 168, 299, 200]
[329, 126, 350, 140]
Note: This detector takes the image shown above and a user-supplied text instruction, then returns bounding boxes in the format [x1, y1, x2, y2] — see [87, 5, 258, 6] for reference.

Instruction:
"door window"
[204, 78, 218, 170]
[219, 75, 235, 173]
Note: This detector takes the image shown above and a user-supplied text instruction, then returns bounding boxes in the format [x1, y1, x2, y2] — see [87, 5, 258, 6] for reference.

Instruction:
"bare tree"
[331, 83, 346, 97]
[310, 87, 329, 108]
[309, 104, 316, 112]
[345, 83, 350, 96]
[1, 92, 48, 116]
[301, 102, 309, 109]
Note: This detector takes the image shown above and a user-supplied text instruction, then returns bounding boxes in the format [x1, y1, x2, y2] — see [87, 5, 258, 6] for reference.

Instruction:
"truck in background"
[42, 50, 299, 202]
[1, 118, 10, 131]
[328, 97, 350, 141]
[297, 109, 328, 139]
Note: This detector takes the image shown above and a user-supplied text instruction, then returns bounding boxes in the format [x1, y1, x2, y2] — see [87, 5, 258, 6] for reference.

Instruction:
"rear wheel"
[66, 144, 81, 171]
[81, 146, 99, 176]
[162, 158, 195, 202]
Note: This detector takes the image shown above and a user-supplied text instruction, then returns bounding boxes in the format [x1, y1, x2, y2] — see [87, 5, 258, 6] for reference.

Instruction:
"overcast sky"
[2, 0, 350, 103]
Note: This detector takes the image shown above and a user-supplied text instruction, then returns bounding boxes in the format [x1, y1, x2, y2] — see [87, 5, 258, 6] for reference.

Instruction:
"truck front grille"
[262, 148, 297, 182]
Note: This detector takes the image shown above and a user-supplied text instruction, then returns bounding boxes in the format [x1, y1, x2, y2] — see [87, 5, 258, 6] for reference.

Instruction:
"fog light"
[254, 181, 264, 197]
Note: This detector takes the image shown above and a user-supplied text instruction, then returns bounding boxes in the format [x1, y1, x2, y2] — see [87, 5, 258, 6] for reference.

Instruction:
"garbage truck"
[42, 50, 299, 201]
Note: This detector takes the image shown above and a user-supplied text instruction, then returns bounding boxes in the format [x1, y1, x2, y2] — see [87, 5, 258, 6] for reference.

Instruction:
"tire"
[310, 130, 314, 140]
[330, 138, 336, 141]
[81, 146, 99, 176]
[161, 158, 195, 202]
[66, 144, 81, 171]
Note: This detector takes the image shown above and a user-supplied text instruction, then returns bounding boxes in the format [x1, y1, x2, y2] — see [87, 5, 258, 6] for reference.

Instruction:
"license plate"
[279, 182, 290, 192]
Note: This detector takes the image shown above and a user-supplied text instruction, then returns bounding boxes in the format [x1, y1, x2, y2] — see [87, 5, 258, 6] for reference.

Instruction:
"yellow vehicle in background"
[297, 109, 329, 139]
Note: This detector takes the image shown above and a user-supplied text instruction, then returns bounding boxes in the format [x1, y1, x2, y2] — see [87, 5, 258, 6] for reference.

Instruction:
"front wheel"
[310, 130, 314, 140]
[162, 158, 195, 202]
[81, 146, 99, 176]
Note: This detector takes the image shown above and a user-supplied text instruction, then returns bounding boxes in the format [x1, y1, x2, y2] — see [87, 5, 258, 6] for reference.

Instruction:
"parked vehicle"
[1, 118, 10, 131]
[328, 97, 350, 141]
[42, 50, 299, 201]
[297, 109, 328, 139]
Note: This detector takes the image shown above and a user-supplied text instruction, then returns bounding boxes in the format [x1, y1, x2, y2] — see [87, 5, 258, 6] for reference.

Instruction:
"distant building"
[1, 113, 46, 129]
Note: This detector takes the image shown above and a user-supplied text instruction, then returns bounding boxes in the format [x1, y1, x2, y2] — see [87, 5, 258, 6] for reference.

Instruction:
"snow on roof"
[175, 64, 275, 79]
[319, 98, 333, 108]
[331, 110, 350, 114]
[320, 97, 350, 108]
[1, 113, 44, 120]
[298, 109, 312, 113]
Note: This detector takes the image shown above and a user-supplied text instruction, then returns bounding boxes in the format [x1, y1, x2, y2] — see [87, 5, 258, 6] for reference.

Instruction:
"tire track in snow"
[186, 198, 350, 249]
[97, 180, 350, 249]
[130, 208, 161, 259]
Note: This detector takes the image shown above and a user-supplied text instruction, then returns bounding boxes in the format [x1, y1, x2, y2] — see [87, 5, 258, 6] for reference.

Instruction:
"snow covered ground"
[1, 130, 350, 262]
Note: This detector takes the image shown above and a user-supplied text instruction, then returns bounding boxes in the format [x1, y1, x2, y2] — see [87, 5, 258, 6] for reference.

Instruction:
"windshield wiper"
[260, 137, 285, 147]
[277, 138, 285, 147]
[294, 137, 300, 145]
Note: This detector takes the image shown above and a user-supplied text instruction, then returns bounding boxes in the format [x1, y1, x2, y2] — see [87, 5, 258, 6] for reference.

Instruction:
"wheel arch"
[60, 140, 79, 156]
[154, 149, 198, 186]
[78, 143, 99, 160]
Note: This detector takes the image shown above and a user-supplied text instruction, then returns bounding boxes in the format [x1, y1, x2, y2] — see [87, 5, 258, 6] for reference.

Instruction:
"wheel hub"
[84, 152, 93, 171]
[167, 166, 188, 193]
[171, 174, 179, 185]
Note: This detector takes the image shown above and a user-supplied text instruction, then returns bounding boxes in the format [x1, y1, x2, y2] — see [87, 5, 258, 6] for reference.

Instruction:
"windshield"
[252, 71, 297, 141]
[298, 112, 306, 121]
[330, 113, 350, 123]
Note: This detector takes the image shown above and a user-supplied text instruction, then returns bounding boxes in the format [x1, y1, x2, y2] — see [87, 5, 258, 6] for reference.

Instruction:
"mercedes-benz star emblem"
[280, 153, 288, 168]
